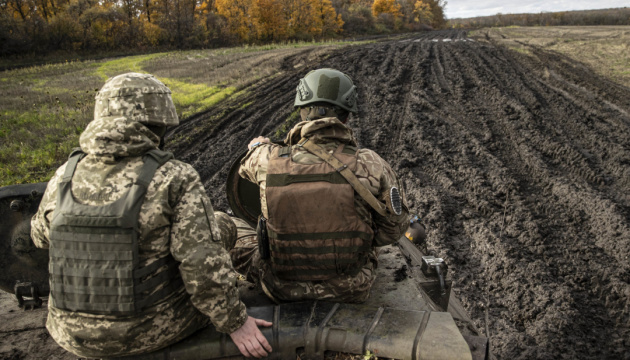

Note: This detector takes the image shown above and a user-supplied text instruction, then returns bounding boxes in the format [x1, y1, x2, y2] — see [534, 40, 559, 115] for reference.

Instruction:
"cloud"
[445, 0, 630, 19]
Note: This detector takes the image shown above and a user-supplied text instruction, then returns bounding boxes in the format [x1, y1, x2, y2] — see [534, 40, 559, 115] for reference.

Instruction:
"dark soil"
[168, 29, 630, 360]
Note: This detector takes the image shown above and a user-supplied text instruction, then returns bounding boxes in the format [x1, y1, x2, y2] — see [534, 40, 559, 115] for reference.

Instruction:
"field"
[1, 27, 630, 359]
[0, 39, 371, 186]
[477, 26, 630, 88]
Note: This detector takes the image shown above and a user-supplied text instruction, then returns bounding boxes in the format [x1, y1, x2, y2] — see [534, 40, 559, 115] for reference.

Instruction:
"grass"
[475, 26, 630, 88]
[0, 39, 370, 186]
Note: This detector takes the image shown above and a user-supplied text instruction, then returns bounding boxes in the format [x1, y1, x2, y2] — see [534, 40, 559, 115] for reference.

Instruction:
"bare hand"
[229, 316, 273, 358]
[248, 136, 270, 151]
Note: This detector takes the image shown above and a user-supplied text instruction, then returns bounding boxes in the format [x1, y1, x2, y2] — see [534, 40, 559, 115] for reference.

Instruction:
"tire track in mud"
[168, 30, 630, 360]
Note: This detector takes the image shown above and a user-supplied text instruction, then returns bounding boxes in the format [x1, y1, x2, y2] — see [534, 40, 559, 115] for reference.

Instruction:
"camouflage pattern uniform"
[31, 73, 247, 358]
[235, 117, 409, 303]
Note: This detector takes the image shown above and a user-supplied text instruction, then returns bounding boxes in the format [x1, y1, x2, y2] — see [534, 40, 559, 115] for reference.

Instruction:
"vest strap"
[267, 228, 373, 242]
[62, 149, 86, 183]
[297, 138, 388, 216]
[137, 150, 173, 187]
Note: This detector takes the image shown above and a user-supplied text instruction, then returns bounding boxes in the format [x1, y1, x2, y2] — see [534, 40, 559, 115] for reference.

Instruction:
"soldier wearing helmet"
[30, 73, 272, 358]
[234, 68, 409, 303]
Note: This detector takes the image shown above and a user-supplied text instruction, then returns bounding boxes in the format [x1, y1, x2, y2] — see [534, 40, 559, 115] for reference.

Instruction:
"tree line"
[449, 7, 630, 28]
[0, 0, 446, 56]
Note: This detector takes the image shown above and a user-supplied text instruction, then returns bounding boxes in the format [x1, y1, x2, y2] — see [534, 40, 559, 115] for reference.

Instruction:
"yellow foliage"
[413, 0, 433, 24]
[372, 0, 401, 18]
[252, 0, 288, 40]
[215, 0, 255, 41]
[312, 0, 344, 36]
[142, 21, 164, 46]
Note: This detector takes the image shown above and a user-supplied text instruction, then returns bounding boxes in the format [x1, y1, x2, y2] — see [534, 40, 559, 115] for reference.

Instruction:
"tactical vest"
[48, 149, 183, 315]
[265, 143, 374, 281]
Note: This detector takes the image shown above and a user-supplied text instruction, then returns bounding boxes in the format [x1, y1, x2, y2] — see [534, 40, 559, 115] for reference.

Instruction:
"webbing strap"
[273, 267, 361, 278]
[267, 228, 373, 242]
[278, 146, 291, 157]
[270, 244, 370, 255]
[266, 172, 348, 187]
[49, 247, 134, 261]
[61, 149, 87, 183]
[51, 283, 134, 296]
[52, 298, 135, 313]
[50, 264, 132, 279]
[271, 257, 358, 266]
[298, 139, 388, 216]
[137, 150, 173, 187]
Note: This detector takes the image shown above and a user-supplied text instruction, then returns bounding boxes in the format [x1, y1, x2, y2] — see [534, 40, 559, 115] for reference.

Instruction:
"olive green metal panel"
[418, 312, 473, 360]
[114, 301, 474, 360]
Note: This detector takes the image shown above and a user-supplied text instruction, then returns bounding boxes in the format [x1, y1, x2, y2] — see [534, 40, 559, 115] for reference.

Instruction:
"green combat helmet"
[294, 68, 358, 114]
[94, 72, 179, 126]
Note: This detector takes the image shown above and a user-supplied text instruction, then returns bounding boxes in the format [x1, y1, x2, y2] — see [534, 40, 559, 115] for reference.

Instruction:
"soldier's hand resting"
[248, 136, 270, 151]
[230, 316, 273, 358]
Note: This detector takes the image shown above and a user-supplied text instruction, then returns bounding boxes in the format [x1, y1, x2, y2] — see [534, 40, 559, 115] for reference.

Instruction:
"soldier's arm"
[238, 140, 275, 184]
[357, 150, 409, 247]
[30, 164, 67, 249]
[169, 164, 248, 334]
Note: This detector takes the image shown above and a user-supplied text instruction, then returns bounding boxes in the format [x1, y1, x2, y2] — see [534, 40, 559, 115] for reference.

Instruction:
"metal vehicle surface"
[0, 154, 489, 360]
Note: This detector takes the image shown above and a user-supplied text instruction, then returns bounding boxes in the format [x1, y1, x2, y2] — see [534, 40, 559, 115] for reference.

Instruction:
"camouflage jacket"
[239, 117, 409, 300]
[31, 116, 247, 358]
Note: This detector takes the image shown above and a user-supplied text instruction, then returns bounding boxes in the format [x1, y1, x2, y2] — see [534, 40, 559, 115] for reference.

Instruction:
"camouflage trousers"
[229, 217, 378, 303]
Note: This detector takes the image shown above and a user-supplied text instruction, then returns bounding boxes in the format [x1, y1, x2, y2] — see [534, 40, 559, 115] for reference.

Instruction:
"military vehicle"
[0, 153, 489, 360]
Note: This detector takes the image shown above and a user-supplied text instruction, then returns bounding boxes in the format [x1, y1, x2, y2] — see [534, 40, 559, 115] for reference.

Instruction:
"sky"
[445, 0, 630, 19]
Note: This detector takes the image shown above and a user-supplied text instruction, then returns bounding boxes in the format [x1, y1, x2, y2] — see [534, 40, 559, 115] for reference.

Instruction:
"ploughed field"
[1, 28, 629, 360]
[169, 29, 630, 359]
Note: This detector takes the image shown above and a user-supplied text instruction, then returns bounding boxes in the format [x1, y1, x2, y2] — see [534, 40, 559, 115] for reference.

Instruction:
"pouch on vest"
[48, 149, 182, 315]
[257, 215, 270, 260]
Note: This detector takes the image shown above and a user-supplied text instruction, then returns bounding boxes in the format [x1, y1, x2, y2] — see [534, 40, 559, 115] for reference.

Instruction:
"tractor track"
[165, 29, 630, 360]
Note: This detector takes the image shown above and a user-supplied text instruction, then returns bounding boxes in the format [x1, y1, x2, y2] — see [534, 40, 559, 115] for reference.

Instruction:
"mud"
[169, 29, 630, 359]
[1, 29, 629, 360]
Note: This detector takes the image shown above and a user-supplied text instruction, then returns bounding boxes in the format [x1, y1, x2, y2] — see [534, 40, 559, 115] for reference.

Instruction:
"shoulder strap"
[136, 149, 174, 187]
[278, 146, 291, 157]
[61, 148, 87, 183]
[298, 138, 388, 217]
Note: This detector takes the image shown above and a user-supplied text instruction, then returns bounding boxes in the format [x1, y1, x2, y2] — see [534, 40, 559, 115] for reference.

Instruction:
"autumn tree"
[413, 0, 433, 24]
[372, 0, 400, 19]
[252, 0, 287, 40]
[312, 0, 344, 36]
[215, 0, 254, 41]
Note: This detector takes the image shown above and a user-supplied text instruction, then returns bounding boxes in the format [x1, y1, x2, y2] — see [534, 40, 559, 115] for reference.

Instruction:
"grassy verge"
[0, 39, 371, 186]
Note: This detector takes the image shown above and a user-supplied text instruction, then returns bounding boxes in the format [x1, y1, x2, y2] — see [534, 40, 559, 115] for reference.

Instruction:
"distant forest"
[449, 7, 630, 28]
[0, 0, 446, 56]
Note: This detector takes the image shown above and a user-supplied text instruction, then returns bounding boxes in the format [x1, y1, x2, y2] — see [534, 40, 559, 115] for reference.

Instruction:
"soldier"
[234, 68, 410, 303]
[30, 73, 272, 359]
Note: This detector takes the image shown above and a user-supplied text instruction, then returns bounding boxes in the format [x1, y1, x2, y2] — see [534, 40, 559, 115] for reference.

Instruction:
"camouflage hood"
[79, 116, 160, 158]
[284, 117, 357, 146]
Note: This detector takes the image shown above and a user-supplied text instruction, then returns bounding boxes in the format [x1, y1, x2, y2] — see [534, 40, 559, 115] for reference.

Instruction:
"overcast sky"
[445, 0, 630, 19]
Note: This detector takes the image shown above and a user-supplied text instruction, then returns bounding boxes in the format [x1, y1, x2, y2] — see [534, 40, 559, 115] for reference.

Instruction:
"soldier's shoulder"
[158, 159, 202, 182]
[356, 148, 389, 167]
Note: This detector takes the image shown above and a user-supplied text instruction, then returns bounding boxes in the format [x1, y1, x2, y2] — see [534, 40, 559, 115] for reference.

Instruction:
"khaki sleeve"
[357, 150, 409, 247]
[31, 164, 67, 249]
[238, 144, 274, 184]
[169, 165, 247, 334]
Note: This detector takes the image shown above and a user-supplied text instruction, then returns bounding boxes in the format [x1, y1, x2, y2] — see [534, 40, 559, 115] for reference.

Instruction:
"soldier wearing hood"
[234, 68, 410, 303]
[30, 73, 271, 358]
